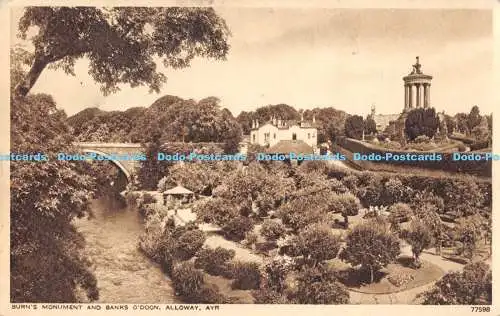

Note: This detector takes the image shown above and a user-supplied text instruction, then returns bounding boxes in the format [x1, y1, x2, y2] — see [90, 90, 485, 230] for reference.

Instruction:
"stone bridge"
[74, 142, 144, 182]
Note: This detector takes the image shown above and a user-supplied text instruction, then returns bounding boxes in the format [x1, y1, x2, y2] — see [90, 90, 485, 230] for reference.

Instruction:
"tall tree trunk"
[13, 57, 48, 99]
[369, 266, 374, 284]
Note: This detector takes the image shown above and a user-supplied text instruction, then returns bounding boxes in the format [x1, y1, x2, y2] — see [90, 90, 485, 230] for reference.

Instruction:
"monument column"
[404, 84, 409, 110]
[416, 83, 421, 108]
[424, 83, 430, 108]
[409, 84, 414, 108]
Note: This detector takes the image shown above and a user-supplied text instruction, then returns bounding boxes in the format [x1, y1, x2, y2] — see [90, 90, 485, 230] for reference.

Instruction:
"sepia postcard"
[0, 1, 498, 316]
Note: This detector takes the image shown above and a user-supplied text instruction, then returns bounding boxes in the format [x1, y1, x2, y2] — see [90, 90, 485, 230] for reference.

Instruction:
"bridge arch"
[80, 149, 132, 182]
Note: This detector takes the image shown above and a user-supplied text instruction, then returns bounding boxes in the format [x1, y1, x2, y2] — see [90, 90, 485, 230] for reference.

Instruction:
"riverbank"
[74, 198, 179, 303]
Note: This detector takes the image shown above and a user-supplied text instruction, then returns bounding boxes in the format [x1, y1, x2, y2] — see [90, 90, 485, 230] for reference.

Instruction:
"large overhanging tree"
[14, 6, 231, 99]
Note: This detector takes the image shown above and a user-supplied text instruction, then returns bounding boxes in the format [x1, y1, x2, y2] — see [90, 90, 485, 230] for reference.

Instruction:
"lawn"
[337, 256, 444, 294]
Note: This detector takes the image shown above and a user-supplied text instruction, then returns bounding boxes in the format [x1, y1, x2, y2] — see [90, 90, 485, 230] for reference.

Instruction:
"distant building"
[250, 114, 318, 152]
[370, 105, 400, 132]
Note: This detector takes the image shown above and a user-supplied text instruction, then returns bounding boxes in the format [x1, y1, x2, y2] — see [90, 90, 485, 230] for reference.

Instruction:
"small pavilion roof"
[164, 185, 194, 195]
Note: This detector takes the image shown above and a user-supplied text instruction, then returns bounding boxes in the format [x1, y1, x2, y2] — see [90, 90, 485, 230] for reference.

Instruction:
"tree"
[294, 265, 349, 304]
[455, 217, 482, 259]
[340, 221, 400, 283]
[10, 93, 98, 302]
[441, 177, 484, 217]
[388, 203, 413, 231]
[303, 107, 348, 143]
[14, 7, 230, 99]
[402, 219, 432, 268]
[454, 113, 469, 134]
[444, 114, 455, 134]
[404, 108, 440, 141]
[236, 111, 255, 135]
[137, 131, 171, 190]
[467, 105, 482, 133]
[412, 201, 444, 255]
[364, 117, 377, 135]
[381, 178, 414, 205]
[344, 115, 364, 140]
[291, 223, 342, 267]
[472, 116, 489, 142]
[419, 262, 491, 305]
[336, 193, 361, 228]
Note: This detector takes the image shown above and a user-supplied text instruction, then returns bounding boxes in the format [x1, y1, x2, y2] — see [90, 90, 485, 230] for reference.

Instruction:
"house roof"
[164, 185, 194, 195]
[267, 140, 314, 154]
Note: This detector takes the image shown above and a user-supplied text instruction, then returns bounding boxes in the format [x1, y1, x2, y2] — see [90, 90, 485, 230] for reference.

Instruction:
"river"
[74, 197, 179, 303]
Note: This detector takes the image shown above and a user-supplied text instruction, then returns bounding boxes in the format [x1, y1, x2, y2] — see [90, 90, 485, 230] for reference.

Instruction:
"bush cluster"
[171, 262, 228, 304]
[194, 247, 235, 277]
[231, 261, 262, 290]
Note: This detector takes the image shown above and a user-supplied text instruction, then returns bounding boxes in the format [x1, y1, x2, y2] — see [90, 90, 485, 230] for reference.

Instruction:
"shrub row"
[336, 136, 491, 177]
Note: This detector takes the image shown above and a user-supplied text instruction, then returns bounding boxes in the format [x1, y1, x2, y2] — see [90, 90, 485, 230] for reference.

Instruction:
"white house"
[250, 115, 318, 150]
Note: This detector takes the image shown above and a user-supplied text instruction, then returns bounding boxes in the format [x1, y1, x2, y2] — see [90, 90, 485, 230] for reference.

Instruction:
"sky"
[10, 7, 494, 117]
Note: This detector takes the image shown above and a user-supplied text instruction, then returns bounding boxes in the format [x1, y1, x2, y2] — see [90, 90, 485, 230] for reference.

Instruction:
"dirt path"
[348, 244, 465, 304]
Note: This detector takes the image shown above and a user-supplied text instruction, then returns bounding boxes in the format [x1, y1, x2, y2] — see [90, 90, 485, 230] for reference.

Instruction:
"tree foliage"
[419, 262, 491, 305]
[340, 220, 400, 283]
[294, 265, 349, 304]
[402, 219, 433, 267]
[467, 105, 482, 133]
[136, 132, 171, 190]
[344, 115, 364, 140]
[404, 108, 440, 141]
[290, 223, 342, 267]
[14, 7, 230, 98]
[364, 117, 377, 135]
[11, 93, 98, 302]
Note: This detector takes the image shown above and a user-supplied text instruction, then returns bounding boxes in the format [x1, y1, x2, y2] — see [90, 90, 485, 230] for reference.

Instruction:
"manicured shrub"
[194, 197, 239, 226]
[223, 216, 255, 241]
[231, 261, 262, 290]
[171, 261, 229, 303]
[252, 288, 289, 304]
[194, 247, 235, 277]
[260, 220, 286, 241]
[171, 262, 205, 301]
[174, 229, 206, 261]
[294, 265, 349, 304]
[291, 223, 342, 266]
[245, 231, 259, 248]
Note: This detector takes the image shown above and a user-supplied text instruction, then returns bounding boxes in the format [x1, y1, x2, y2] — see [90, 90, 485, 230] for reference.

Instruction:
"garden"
[130, 159, 492, 304]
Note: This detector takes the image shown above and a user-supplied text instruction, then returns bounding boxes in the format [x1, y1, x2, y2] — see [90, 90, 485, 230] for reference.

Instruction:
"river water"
[74, 197, 179, 303]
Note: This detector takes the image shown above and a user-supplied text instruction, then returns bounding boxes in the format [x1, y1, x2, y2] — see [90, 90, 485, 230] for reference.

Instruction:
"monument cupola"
[403, 56, 433, 112]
